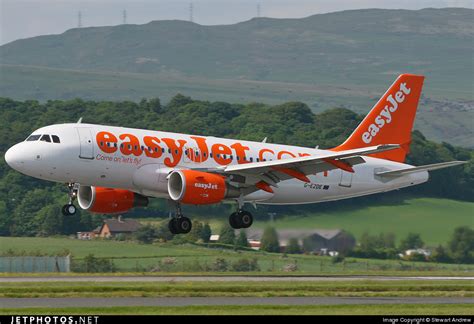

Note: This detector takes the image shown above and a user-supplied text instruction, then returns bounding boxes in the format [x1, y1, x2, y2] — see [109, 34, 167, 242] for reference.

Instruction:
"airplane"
[4, 74, 466, 234]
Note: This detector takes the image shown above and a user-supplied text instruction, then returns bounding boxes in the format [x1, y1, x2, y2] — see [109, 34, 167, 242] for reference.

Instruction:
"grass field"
[0, 280, 471, 298]
[0, 305, 472, 315]
[254, 198, 474, 246]
[1, 236, 473, 274]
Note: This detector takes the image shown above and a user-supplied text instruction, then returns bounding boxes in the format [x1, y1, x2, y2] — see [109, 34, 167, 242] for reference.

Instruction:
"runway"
[1, 297, 473, 308]
[1, 275, 472, 282]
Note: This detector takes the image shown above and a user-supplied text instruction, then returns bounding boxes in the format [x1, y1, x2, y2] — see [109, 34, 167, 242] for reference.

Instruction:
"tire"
[168, 218, 179, 235]
[62, 204, 76, 216]
[229, 212, 241, 229]
[239, 210, 253, 228]
[177, 217, 192, 234]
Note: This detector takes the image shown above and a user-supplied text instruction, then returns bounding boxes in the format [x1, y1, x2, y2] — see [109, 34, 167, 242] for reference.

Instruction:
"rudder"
[333, 74, 425, 162]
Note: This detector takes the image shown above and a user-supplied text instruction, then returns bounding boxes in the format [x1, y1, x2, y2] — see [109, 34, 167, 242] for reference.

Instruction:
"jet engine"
[77, 186, 148, 214]
[168, 170, 239, 205]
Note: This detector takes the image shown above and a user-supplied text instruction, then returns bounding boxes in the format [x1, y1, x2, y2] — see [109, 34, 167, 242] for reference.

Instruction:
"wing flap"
[223, 144, 400, 174]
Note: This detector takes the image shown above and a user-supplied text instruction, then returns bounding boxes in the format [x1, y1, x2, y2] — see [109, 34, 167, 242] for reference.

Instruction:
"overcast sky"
[1, 0, 473, 45]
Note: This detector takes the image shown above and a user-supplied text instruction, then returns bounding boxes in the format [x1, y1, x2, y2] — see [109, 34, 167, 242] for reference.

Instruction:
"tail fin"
[333, 74, 425, 162]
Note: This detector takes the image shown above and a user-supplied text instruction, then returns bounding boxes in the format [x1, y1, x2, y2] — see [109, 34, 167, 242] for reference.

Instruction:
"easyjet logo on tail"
[362, 82, 411, 144]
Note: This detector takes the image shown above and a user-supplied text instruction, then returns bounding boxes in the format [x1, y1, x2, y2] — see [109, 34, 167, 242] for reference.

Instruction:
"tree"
[36, 205, 62, 236]
[235, 230, 249, 248]
[431, 245, 452, 263]
[134, 225, 157, 244]
[218, 223, 235, 245]
[448, 226, 474, 264]
[285, 238, 301, 254]
[201, 223, 212, 243]
[381, 232, 396, 249]
[260, 227, 280, 253]
[155, 221, 174, 242]
[189, 220, 204, 242]
[399, 233, 424, 251]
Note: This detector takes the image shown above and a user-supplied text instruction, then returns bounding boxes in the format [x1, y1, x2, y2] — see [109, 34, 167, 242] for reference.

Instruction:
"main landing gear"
[168, 202, 192, 235]
[62, 183, 77, 216]
[229, 209, 253, 229]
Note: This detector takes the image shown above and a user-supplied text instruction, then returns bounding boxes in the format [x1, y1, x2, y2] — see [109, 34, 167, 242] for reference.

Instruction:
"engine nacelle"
[77, 186, 148, 214]
[168, 170, 238, 205]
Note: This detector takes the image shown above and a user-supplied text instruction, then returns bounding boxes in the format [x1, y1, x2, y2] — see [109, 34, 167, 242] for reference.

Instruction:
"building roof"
[241, 229, 342, 244]
[101, 218, 141, 233]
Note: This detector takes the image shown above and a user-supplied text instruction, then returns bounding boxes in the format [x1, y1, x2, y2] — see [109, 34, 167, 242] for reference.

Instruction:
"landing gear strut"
[168, 202, 192, 235]
[229, 210, 253, 229]
[62, 183, 77, 216]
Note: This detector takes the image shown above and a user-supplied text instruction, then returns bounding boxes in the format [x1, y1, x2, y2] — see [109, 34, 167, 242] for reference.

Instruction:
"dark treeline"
[0, 95, 472, 237]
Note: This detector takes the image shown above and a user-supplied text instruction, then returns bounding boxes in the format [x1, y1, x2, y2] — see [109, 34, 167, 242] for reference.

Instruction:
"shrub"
[231, 258, 260, 272]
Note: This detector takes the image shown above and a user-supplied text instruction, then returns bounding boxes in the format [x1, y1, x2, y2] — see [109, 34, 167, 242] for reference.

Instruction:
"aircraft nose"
[5, 144, 23, 169]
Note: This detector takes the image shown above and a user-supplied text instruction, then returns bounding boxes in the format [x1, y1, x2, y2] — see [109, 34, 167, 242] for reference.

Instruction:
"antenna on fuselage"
[262, 137, 267, 143]
[77, 117, 83, 124]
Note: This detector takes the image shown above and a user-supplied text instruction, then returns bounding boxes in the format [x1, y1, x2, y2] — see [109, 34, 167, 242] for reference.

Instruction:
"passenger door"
[76, 128, 94, 159]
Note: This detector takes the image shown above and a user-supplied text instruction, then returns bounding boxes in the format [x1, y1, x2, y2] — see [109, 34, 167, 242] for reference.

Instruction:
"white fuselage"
[5, 123, 429, 205]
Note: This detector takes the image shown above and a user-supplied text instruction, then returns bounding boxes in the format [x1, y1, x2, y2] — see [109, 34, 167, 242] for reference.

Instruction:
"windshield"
[26, 135, 41, 141]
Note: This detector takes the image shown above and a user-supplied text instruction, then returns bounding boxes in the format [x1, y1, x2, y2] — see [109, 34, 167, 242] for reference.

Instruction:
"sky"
[1, 0, 473, 45]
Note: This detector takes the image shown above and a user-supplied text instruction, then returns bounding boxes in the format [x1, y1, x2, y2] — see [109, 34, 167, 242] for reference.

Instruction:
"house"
[98, 216, 141, 238]
[77, 226, 101, 240]
[209, 234, 220, 242]
[404, 248, 431, 257]
[241, 229, 355, 253]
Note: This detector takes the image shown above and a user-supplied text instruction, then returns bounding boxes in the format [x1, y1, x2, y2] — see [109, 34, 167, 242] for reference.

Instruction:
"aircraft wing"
[211, 144, 400, 191]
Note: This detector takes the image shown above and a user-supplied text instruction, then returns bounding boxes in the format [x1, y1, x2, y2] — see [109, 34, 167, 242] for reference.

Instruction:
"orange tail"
[333, 74, 425, 162]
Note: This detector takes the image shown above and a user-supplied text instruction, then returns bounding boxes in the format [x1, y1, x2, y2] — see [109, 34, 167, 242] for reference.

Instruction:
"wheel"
[229, 212, 241, 229]
[239, 210, 253, 228]
[176, 217, 192, 234]
[168, 218, 179, 235]
[62, 204, 76, 216]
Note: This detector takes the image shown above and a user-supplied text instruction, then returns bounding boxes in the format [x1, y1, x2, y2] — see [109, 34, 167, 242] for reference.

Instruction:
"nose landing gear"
[62, 183, 78, 216]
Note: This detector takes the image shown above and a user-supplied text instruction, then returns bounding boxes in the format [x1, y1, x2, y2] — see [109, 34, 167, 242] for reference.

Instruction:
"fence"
[70, 254, 474, 273]
[0, 255, 71, 273]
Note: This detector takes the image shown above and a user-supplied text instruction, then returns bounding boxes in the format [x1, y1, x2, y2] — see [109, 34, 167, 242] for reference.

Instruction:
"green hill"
[0, 8, 473, 147]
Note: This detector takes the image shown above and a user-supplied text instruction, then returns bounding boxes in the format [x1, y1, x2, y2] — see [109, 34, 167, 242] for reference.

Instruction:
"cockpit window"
[52, 135, 60, 143]
[40, 135, 51, 143]
[26, 135, 41, 141]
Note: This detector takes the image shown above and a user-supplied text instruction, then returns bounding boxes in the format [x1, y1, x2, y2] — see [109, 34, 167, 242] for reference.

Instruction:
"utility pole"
[122, 9, 127, 24]
[257, 3, 261, 18]
[77, 11, 82, 28]
[189, 3, 194, 22]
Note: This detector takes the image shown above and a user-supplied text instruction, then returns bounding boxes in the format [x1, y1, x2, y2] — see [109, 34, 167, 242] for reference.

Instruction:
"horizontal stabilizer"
[375, 161, 467, 177]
